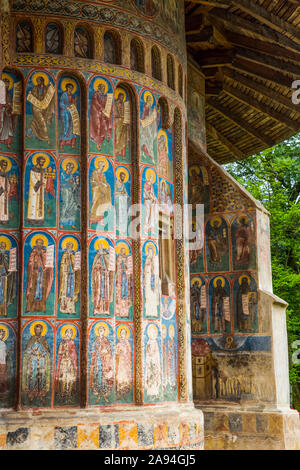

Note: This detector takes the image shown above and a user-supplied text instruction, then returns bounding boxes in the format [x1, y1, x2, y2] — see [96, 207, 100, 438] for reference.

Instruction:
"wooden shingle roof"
[185, 0, 300, 163]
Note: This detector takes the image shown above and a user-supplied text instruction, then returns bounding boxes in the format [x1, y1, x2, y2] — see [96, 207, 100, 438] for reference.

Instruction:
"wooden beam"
[200, 67, 219, 78]
[235, 47, 300, 78]
[223, 82, 300, 131]
[208, 98, 276, 147]
[205, 82, 223, 95]
[186, 26, 214, 43]
[223, 68, 300, 114]
[195, 48, 235, 67]
[224, 30, 300, 63]
[185, 14, 204, 33]
[208, 8, 300, 54]
[206, 121, 245, 159]
[232, 58, 294, 89]
[231, 0, 300, 44]
[187, 0, 230, 7]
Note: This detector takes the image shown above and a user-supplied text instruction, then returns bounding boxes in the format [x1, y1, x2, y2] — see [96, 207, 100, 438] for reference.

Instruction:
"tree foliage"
[225, 135, 300, 410]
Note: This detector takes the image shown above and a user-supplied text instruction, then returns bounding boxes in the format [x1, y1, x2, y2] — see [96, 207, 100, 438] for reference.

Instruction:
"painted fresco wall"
[0, 0, 188, 409]
[188, 147, 276, 404]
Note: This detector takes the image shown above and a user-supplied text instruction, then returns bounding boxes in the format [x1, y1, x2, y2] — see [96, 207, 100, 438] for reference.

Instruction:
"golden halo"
[30, 234, 49, 249]
[0, 236, 11, 250]
[61, 324, 77, 339]
[147, 324, 158, 339]
[61, 78, 77, 93]
[115, 87, 127, 101]
[189, 165, 200, 177]
[32, 153, 50, 169]
[162, 325, 167, 338]
[94, 238, 110, 251]
[30, 321, 47, 337]
[191, 276, 202, 287]
[143, 90, 154, 107]
[157, 129, 168, 152]
[117, 325, 130, 339]
[61, 158, 78, 173]
[169, 325, 175, 339]
[116, 166, 129, 183]
[94, 156, 109, 172]
[0, 324, 9, 341]
[95, 322, 109, 337]
[0, 156, 12, 173]
[145, 168, 156, 183]
[145, 241, 157, 256]
[116, 242, 129, 256]
[32, 72, 50, 87]
[1, 73, 14, 91]
[210, 216, 222, 228]
[61, 236, 79, 252]
[213, 276, 225, 288]
[237, 215, 249, 225]
[93, 78, 108, 94]
[239, 274, 251, 285]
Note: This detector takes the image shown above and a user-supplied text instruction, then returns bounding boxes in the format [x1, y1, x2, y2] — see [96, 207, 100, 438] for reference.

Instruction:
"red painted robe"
[89, 91, 113, 146]
[25, 247, 53, 313]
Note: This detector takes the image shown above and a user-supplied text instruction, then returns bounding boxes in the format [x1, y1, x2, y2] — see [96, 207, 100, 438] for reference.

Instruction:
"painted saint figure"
[55, 327, 78, 403]
[0, 327, 9, 394]
[91, 243, 113, 316]
[0, 241, 17, 316]
[235, 216, 255, 267]
[0, 159, 13, 225]
[236, 277, 257, 332]
[90, 159, 112, 227]
[90, 324, 113, 402]
[0, 78, 18, 148]
[140, 93, 157, 164]
[25, 238, 53, 313]
[115, 327, 132, 401]
[115, 247, 132, 318]
[26, 75, 55, 145]
[115, 170, 129, 236]
[26, 155, 55, 225]
[22, 323, 51, 405]
[60, 160, 80, 229]
[144, 245, 159, 317]
[59, 242, 80, 315]
[211, 279, 229, 332]
[90, 83, 113, 151]
[207, 219, 227, 265]
[158, 133, 171, 180]
[115, 90, 130, 159]
[188, 167, 204, 209]
[190, 280, 205, 332]
[59, 82, 79, 150]
[143, 171, 158, 234]
[145, 325, 161, 399]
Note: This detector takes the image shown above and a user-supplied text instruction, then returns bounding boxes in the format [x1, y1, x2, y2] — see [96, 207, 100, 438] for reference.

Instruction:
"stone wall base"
[0, 404, 204, 450]
[197, 402, 300, 450]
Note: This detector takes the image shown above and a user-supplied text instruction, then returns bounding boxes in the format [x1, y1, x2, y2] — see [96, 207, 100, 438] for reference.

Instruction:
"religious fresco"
[144, 322, 163, 403]
[23, 232, 56, 316]
[157, 127, 173, 182]
[115, 240, 133, 321]
[115, 323, 134, 404]
[0, 235, 18, 319]
[189, 216, 204, 274]
[140, 90, 158, 166]
[231, 214, 257, 271]
[0, 322, 17, 408]
[45, 24, 63, 55]
[142, 240, 160, 319]
[21, 319, 53, 408]
[57, 235, 81, 319]
[205, 216, 229, 272]
[115, 165, 131, 237]
[89, 76, 114, 155]
[0, 156, 20, 229]
[59, 157, 81, 231]
[233, 274, 258, 333]
[114, 87, 131, 163]
[188, 164, 210, 213]
[54, 322, 80, 406]
[24, 152, 57, 228]
[58, 76, 81, 155]
[158, 178, 173, 217]
[16, 21, 33, 53]
[209, 276, 231, 334]
[187, 90, 206, 152]
[25, 71, 56, 150]
[88, 236, 115, 318]
[0, 72, 22, 153]
[141, 166, 158, 238]
[190, 276, 207, 334]
[89, 155, 114, 232]
[162, 314, 178, 402]
[88, 320, 115, 405]
[132, 0, 159, 17]
[74, 27, 91, 59]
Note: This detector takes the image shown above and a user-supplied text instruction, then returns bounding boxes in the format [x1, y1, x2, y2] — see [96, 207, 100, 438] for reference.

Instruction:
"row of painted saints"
[0, 318, 177, 407]
[1, 71, 173, 171]
[190, 274, 258, 334]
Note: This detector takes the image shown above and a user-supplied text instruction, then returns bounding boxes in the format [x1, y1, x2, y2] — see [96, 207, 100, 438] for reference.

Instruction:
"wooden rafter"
[232, 58, 294, 89]
[206, 122, 245, 159]
[235, 47, 300, 78]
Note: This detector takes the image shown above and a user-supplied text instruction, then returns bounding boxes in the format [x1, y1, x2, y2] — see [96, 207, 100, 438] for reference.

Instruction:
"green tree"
[225, 135, 300, 410]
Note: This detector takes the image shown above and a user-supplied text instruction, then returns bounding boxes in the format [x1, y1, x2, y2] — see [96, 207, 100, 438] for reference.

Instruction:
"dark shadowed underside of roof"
[185, 0, 300, 163]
